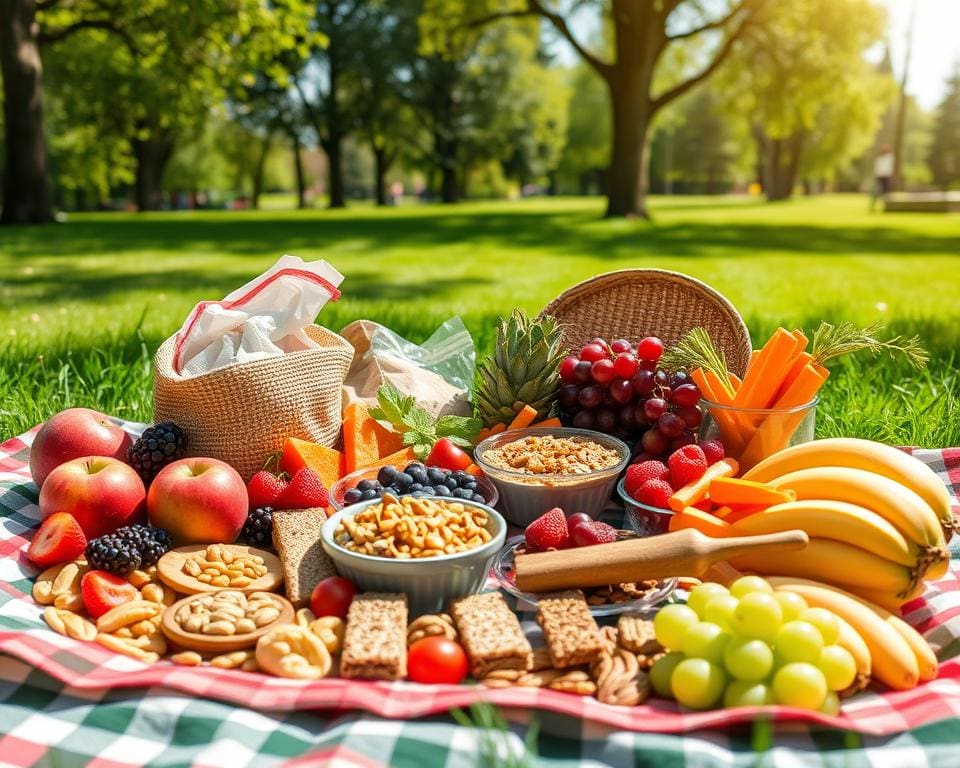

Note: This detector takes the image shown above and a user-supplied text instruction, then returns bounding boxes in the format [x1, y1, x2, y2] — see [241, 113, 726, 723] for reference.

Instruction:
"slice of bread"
[271, 507, 337, 607]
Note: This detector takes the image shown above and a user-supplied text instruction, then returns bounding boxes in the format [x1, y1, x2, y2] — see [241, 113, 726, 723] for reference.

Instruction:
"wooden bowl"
[160, 591, 294, 653]
[156, 544, 284, 596]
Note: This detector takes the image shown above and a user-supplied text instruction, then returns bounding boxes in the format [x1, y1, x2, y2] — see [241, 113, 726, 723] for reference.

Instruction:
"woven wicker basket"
[540, 269, 752, 376]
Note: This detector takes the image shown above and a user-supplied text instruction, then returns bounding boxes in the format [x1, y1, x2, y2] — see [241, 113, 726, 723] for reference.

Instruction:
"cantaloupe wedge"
[358, 446, 417, 472]
[280, 437, 344, 490]
[343, 403, 405, 473]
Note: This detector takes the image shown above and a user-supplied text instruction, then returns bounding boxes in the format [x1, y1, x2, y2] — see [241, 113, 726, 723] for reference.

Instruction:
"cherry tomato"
[407, 636, 469, 684]
[310, 576, 357, 619]
[425, 438, 472, 472]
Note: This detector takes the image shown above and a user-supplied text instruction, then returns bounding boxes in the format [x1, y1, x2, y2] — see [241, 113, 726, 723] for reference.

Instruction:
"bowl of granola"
[474, 427, 630, 527]
[320, 493, 506, 615]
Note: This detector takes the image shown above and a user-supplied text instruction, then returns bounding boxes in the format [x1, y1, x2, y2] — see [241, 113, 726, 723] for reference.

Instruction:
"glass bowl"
[491, 534, 677, 617]
[700, 397, 818, 473]
[329, 466, 499, 511]
[616, 477, 674, 537]
[474, 427, 630, 527]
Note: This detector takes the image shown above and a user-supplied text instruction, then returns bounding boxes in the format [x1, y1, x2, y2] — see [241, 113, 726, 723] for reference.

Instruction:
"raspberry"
[525, 507, 572, 552]
[633, 478, 673, 509]
[624, 460, 669, 496]
[698, 440, 726, 466]
[668, 444, 708, 490]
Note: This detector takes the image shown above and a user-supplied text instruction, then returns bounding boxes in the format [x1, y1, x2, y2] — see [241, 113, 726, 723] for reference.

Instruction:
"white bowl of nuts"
[320, 493, 507, 616]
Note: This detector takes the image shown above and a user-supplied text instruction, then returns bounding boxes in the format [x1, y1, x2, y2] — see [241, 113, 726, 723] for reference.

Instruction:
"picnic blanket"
[2, 422, 960, 766]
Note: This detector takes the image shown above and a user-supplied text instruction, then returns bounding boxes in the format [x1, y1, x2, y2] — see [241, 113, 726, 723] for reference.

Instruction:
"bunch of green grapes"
[649, 576, 857, 712]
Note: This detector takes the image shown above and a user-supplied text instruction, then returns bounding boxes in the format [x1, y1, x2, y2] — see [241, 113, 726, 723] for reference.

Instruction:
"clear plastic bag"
[340, 317, 475, 417]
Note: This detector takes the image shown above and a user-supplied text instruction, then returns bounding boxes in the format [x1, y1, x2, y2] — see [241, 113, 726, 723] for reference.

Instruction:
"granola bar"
[340, 593, 408, 680]
[450, 592, 533, 678]
[536, 590, 603, 669]
[616, 613, 662, 655]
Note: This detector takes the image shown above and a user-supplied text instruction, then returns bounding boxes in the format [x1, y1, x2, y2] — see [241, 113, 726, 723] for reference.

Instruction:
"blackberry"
[86, 534, 142, 576]
[86, 524, 174, 575]
[127, 421, 187, 484]
[241, 507, 273, 547]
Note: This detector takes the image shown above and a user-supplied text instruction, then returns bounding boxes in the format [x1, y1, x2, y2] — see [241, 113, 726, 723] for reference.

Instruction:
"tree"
[928, 69, 960, 189]
[423, 0, 764, 218]
[720, 0, 889, 200]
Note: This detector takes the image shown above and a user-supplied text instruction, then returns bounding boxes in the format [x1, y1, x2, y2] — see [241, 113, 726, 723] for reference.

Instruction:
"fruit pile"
[342, 462, 488, 506]
[523, 507, 618, 551]
[650, 576, 860, 712]
[623, 441, 727, 510]
[557, 336, 703, 459]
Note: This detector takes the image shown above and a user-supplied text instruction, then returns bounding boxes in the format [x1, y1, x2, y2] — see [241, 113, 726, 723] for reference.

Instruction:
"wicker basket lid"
[540, 269, 752, 376]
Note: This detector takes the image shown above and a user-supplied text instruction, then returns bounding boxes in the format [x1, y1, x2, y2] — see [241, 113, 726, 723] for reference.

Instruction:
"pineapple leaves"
[371, 383, 483, 460]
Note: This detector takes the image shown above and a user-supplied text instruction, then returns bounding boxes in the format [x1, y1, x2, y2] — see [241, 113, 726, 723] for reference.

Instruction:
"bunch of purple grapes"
[557, 336, 703, 459]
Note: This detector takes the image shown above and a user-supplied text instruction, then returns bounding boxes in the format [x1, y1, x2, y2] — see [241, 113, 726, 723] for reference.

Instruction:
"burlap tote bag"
[153, 324, 354, 480]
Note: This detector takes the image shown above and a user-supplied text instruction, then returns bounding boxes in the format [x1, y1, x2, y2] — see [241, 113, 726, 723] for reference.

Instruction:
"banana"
[767, 577, 921, 690]
[729, 538, 919, 597]
[886, 613, 938, 682]
[743, 438, 955, 539]
[767, 467, 947, 557]
[854, 582, 928, 613]
[833, 613, 873, 695]
[730, 499, 922, 568]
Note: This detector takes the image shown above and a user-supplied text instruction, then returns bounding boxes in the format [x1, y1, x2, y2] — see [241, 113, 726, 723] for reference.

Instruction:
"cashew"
[256, 625, 332, 680]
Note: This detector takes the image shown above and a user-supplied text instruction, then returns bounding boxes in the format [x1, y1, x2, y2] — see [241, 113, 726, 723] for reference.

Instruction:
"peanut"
[96, 600, 161, 634]
[211, 650, 254, 669]
[256, 626, 331, 680]
[182, 547, 268, 589]
[141, 583, 165, 604]
[54, 592, 84, 612]
[95, 633, 159, 664]
[128, 570, 153, 589]
[170, 651, 203, 666]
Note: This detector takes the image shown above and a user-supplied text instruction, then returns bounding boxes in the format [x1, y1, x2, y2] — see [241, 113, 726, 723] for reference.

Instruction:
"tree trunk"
[764, 132, 804, 201]
[292, 132, 306, 209]
[132, 134, 174, 211]
[251, 132, 273, 210]
[324, 135, 346, 208]
[0, 0, 54, 225]
[440, 164, 459, 204]
[373, 144, 389, 206]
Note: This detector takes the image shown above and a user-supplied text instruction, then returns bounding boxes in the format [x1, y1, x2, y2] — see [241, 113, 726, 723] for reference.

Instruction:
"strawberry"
[247, 470, 288, 511]
[668, 444, 708, 490]
[624, 460, 669, 496]
[633, 478, 673, 510]
[27, 512, 87, 568]
[698, 440, 726, 466]
[524, 507, 571, 552]
[570, 519, 618, 547]
[273, 467, 329, 510]
[81, 570, 138, 618]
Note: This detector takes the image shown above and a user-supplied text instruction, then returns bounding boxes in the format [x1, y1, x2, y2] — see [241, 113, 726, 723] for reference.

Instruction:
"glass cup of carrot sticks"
[700, 397, 818, 473]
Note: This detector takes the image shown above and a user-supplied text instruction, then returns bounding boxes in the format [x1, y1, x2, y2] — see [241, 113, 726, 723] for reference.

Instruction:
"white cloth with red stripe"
[175, 255, 344, 377]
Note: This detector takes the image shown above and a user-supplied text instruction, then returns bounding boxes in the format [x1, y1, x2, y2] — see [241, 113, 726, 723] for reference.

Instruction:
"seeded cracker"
[450, 592, 533, 678]
[536, 590, 604, 668]
[271, 508, 336, 608]
[341, 593, 408, 680]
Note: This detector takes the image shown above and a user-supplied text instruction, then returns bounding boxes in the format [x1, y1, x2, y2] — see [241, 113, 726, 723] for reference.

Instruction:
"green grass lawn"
[1, 194, 958, 446]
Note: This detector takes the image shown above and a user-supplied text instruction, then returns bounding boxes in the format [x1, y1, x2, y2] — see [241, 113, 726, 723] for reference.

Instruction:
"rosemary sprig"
[811, 321, 928, 369]
[660, 327, 731, 380]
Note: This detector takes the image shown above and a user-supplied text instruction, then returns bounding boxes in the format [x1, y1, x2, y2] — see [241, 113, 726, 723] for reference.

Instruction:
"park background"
[1, 0, 958, 445]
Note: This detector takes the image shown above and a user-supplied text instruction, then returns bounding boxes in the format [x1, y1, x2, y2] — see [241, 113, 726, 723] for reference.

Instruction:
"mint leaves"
[370, 383, 483, 460]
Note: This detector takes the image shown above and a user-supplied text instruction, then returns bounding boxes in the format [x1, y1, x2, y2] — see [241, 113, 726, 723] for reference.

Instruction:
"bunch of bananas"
[769, 577, 937, 692]
[726, 438, 954, 609]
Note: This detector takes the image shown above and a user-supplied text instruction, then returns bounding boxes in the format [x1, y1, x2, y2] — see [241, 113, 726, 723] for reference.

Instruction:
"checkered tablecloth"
[2, 423, 960, 767]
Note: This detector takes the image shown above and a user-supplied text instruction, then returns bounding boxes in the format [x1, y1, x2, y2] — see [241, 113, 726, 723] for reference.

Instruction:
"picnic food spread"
[12, 259, 957, 721]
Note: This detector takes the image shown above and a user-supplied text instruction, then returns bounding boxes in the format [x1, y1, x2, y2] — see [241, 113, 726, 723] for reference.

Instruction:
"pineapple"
[475, 310, 568, 427]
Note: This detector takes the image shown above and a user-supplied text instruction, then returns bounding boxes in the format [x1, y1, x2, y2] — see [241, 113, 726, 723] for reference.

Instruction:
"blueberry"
[357, 479, 379, 492]
[377, 466, 399, 485]
[394, 472, 413, 489]
[409, 467, 429, 485]
[471, 493, 487, 504]
[443, 476, 458, 491]
[461, 479, 477, 491]
[427, 467, 447, 484]
[408, 483, 425, 493]
[450, 470, 468, 483]
[343, 488, 363, 504]
[451, 488, 471, 499]
[360, 488, 380, 501]
[432, 484, 452, 497]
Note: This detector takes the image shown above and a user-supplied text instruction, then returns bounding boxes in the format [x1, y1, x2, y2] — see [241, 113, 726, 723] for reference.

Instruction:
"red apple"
[39, 457, 147, 538]
[30, 408, 133, 490]
[148, 458, 248, 545]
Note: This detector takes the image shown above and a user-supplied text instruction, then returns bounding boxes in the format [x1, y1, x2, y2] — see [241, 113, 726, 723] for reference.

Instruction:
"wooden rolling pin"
[514, 529, 809, 593]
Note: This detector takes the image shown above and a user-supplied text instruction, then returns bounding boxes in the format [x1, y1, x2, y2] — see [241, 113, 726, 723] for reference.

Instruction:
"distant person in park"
[872, 145, 895, 210]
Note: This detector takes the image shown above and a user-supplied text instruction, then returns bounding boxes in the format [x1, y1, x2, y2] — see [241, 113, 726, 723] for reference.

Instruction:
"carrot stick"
[669, 458, 739, 512]
[694, 368, 744, 454]
[668, 508, 732, 537]
[508, 405, 538, 431]
[488, 423, 507, 436]
[477, 428, 491, 442]
[708, 477, 796, 507]
[736, 328, 808, 409]
[529, 417, 562, 429]
[719, 505, 767, 524]
[775, 351, 814, 403]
